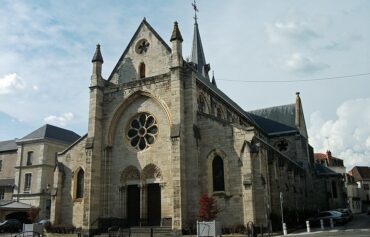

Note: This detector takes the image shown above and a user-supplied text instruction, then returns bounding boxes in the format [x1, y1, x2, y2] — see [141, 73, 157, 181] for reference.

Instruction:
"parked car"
[0, 219, 22, 233]
[308, 211, 347, 226]
[333, 208, 353, 221]
[38, 219, 51, 227]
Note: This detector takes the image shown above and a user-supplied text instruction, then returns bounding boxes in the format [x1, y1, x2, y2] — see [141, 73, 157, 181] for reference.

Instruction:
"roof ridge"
[249, 103, 295, 113]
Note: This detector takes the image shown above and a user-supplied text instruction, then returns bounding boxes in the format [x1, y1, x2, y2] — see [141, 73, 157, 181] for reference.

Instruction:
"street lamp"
[280, 192, 287, 235]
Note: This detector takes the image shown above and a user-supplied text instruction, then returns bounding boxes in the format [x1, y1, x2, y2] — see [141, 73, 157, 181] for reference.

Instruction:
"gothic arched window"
[212, 156, 225, 192]
[76, 169, 84, 199]
[198, 95, 205, 113]
[139, 62, 146, 78]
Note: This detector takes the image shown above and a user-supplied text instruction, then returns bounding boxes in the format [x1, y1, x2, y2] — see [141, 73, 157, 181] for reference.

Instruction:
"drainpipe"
[17, 143, 24, 202]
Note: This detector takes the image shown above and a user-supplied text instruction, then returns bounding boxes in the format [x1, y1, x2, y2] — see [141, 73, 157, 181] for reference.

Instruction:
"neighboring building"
[0, 140, 17, 200]
[314, 151, 346, 175]
[313, 163, 346, 210]
[49, 18, 320, 235]
[13, 124, 80, 219]
[345, 174, 362, 213]
[349, 166, 370, 212]
[314, 151, 346, 210]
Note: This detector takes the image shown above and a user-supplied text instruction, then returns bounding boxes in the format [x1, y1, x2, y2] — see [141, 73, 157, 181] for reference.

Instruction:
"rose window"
[276, 139, 289, 152]
[136, 39, 150, 54]
[127, 113, 158, 151]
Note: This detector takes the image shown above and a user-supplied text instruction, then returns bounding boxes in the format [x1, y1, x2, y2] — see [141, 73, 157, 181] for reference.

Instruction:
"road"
[280, 213, 370, 237]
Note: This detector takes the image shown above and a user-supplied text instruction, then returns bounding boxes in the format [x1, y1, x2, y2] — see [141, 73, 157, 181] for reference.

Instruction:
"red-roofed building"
[314, 151, 346, 175]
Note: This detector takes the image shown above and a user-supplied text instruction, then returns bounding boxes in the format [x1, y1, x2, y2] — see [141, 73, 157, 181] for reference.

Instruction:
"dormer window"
[139, 62, 146, 79]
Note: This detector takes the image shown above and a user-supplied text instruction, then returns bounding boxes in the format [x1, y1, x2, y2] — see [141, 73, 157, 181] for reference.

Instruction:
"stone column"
[140, 184, 146, 226]
[159, 182, 166, 225]
[119, 186, 127, 219]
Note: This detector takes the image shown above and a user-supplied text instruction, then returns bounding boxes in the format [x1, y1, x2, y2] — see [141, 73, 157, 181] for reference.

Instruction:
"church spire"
[191, 0, 210, 79]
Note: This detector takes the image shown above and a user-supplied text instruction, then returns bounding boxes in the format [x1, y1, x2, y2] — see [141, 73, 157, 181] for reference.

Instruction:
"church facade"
[50, 18, 320, 235]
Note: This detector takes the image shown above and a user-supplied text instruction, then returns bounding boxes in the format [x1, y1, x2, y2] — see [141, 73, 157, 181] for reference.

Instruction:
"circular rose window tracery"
[127, 113, 158, 151]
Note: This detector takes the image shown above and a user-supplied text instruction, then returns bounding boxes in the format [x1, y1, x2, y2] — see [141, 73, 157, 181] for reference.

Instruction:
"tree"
[198, 193, 219, 221]
[27, 206, 40, 223]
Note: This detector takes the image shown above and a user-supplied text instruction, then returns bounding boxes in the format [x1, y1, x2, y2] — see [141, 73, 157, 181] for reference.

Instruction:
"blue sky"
[1, 0, 370, 168]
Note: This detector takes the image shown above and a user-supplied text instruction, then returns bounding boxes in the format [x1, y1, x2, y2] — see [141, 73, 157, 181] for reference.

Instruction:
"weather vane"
[192, 0, 199, 23]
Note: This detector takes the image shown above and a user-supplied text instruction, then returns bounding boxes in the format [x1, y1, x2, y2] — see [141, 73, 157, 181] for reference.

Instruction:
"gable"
[108, 19, 172, 84]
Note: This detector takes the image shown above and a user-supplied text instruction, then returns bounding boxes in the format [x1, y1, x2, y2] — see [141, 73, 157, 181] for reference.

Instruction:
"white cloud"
[308, 98, 370, 169]
[44, 112, 74, 126]
[0, 73, 25, 94]
[280, 53, 329, 74]
[266, 21, 321, 43]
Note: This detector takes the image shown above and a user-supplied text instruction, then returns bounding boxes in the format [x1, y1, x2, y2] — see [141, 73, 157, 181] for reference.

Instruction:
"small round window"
[127, 113, 158, 151]
[135, 39, 150, 54]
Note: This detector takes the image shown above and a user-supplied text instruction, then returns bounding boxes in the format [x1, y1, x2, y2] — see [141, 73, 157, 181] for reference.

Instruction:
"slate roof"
[314, 163, 341, 176]
[0, 200, 32, 210]
[19, 124, 80, 144]
[191, 22, 207, 78]
[350, 166, 370, 181]
[0, 178, 14, 187]
[249, 104, 296, 129]
[0, 140, 17, 152]
[246, 112, 297, 135]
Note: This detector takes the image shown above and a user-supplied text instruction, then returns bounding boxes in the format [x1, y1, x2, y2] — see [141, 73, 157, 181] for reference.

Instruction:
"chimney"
[295, 92, 301, 127]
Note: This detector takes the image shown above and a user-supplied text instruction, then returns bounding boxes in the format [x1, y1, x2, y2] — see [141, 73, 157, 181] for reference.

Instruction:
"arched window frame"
[212, 156, 225, 192]
[139, 62, 146, 79]
[72, 167, 85, 201]
[207, 149, 229, 196]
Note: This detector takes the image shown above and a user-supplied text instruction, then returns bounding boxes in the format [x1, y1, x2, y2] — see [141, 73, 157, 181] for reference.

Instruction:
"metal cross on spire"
[192, 0, 199, 23]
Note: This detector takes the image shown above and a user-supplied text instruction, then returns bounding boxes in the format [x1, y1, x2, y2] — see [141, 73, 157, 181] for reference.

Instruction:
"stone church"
[50, 18, 320, 235]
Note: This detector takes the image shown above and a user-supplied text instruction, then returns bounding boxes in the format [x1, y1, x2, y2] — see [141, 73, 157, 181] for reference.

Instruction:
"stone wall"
[53, 136, 87, 227]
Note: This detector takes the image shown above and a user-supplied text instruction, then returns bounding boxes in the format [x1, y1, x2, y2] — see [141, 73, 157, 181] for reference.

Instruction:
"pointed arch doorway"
[142, 164, 162, 226]
[121, 166, 141, 227]
[127, 185, 140, 226]
[147, 183, 161, 226]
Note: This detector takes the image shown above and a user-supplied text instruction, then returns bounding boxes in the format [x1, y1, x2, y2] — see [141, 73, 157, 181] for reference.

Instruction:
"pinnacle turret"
[170, 21, 183, 42]
[211, 72, 217, 87]
[92, 44, 104, 63]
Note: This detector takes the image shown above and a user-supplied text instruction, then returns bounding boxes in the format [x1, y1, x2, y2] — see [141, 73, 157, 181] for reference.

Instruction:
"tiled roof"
[19, 124, 80, 144]
[314, 153, 328, 160]
[350, 166, 370, 181]
[0, 140, 17, 152]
